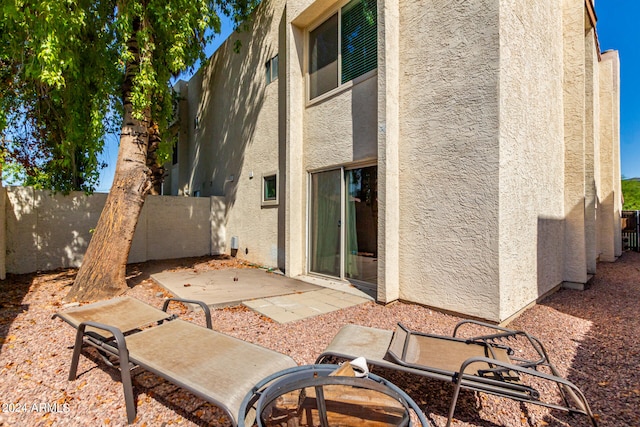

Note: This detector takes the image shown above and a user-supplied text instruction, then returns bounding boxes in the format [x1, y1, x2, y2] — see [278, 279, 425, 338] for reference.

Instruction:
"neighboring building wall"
[167, 0, 286, 269]
[4, 188, 213, 274]
[598, 51, 622, 261]
[497, 2, 565, 320]
[396, 0, 501, 320]
[584, 22, 600, 275]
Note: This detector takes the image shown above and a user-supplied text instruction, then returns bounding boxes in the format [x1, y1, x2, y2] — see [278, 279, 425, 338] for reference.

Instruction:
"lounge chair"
[238, 364, 431, 427]
[316, 321, 598, 427]
[54, 296, 297, 425]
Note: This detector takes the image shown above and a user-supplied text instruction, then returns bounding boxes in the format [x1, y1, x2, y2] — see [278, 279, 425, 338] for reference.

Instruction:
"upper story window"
[266, 55, 279, 84]
[308, 0, 377, 100]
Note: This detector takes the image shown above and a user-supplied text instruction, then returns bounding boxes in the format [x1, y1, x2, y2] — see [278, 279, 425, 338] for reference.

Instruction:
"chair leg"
[112, 330, 136, 424]
[447, 377, 464, 427]
[68, 325, 87, 381]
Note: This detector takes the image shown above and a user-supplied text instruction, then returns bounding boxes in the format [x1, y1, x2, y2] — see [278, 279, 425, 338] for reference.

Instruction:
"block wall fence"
[0, 186, 226, 278]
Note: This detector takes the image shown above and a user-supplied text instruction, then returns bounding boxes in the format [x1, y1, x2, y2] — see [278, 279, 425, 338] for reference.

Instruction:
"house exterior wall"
[396, 0, 501, 320]
[377, 0, 401, 303]
[497, 2, 565, 320]
[167, 0, 287, 269]
[598, 51, 622, 262]
[164, 0, 621, 322]
[584, 24, 600, 274]
[562, 0, 588, 284]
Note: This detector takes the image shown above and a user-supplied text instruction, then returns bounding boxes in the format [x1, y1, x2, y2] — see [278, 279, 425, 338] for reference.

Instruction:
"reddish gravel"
[0, 253, 638, 427]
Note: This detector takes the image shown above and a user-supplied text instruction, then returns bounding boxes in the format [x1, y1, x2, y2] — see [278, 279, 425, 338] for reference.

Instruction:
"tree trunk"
[65, 104, 151, 301]
[66, 21, 153, 302]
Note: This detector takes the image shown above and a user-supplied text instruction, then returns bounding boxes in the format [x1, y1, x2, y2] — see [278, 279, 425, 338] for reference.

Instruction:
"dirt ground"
[0, 252, 639, 427]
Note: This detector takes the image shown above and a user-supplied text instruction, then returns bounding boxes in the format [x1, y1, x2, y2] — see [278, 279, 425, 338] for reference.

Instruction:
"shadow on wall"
[187, 0, 277, 218]
[5, 188, 106, 274]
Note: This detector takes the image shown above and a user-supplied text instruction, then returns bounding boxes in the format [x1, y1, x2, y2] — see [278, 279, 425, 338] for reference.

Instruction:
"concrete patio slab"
[243, 289, 371, 323]
[151, 268, 319, 308]
[151, 267, 374, 323]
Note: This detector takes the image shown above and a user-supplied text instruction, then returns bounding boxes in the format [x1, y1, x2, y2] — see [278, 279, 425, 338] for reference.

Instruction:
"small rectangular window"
[262, 173, 278, 206]
[266, 55, 279, 84]
[172, 139, 178, 165]
[341, 0, 377, 84]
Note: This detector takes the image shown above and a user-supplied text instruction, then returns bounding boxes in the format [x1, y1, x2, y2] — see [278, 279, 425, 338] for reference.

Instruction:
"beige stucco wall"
[598, 51, 621, 262]
[4, 188, 213, 274]
[584, 25, 600, 274]
[396, 0, 501, 320]
[169, 0, 287, 269]
[129, 195, 212, 263]
[497, 2, 565, 321]
[377, 0, 401, 303]
[161, 0, 622, 322]
[5, 187, 107, 274]
[562, 0, 588, 284]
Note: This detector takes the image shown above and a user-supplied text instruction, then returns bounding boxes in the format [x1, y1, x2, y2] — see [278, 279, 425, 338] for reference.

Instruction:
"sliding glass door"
[309, 169, 342, 276]
[309, 166, 377, 285]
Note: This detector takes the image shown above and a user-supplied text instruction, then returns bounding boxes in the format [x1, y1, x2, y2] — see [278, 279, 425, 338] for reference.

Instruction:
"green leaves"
[622, 179, 640, 210]
[1, 0, 254, 193]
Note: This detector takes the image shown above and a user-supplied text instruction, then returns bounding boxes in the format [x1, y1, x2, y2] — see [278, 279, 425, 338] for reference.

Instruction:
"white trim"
[304, 0, 378, 104]
[261, 171, 279, 206]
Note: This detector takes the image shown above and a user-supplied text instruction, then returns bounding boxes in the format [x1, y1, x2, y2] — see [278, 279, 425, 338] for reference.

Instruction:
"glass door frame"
[307, 162, 377, 282]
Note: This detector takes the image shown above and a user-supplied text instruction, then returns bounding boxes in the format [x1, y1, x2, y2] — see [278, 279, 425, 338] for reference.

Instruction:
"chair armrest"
[452, 319, 517, 337]
[70, 321, 130, 380]
[454, 355, 595, 421]
[162, 298, 212, 329]
[453, 319, 550, 368]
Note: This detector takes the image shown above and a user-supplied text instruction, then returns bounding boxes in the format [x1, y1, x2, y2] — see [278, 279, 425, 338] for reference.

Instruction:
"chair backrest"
[242, 364, 430, 427]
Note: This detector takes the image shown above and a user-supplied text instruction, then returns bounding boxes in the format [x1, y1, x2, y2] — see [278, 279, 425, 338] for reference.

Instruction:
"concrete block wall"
[129, 195, 213, 263]
[2, 187, 222, 276]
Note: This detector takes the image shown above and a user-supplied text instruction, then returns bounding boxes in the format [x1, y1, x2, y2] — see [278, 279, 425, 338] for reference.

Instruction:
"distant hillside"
[622, 179, 640, 210]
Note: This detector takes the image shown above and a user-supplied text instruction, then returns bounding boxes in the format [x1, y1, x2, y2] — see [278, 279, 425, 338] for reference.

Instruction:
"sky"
[95, 2, 640, 191]
[94, 19, 236, 192]
[597, 2, 640, 179]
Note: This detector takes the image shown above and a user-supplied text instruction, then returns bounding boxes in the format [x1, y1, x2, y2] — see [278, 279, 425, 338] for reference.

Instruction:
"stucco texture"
[396, 0, 501, 320]
[497, 2, 565, 321]
[170, 0, 287, 268]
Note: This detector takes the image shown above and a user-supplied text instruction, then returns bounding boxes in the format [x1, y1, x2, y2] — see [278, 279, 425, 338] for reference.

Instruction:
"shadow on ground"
[538, 251, 640, 426]
[0, 273, 34, 356]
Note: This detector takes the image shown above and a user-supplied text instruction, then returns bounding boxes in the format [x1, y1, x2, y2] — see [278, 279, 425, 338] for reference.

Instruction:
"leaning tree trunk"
[66, 25, 153, 302]
[65, 105, 152, 301]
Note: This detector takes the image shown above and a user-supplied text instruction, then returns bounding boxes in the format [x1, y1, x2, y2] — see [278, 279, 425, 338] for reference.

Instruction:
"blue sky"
[597, 2, 640, 179]
[95, 20, 236, 192]
[95, 3, 640, 191]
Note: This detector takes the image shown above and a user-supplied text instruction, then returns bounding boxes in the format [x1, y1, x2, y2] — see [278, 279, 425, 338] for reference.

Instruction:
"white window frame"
[266, 55, 278, 84]
[261, 172, 279, 206]
[304, 0, 377, 105]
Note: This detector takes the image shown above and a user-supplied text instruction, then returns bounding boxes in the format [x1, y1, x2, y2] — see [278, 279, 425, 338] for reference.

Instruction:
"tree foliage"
[622, 179, 640, 210]
[0, 0, 255, 193]
[1, 0, 258, 300]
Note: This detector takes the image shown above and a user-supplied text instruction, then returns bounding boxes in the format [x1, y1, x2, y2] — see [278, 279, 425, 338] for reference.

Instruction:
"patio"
[0, 253, 638, 426]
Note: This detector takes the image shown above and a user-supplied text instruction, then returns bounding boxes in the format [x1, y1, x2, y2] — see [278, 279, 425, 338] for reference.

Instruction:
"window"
[308, 0, 377, 100]
[172, 139, 178, 165]
[262, 173, 278, 206]
[266, 55, 279, 84]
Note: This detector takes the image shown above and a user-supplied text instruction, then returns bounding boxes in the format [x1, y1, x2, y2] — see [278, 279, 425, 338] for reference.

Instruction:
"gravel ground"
[0, 252, 638, 427]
